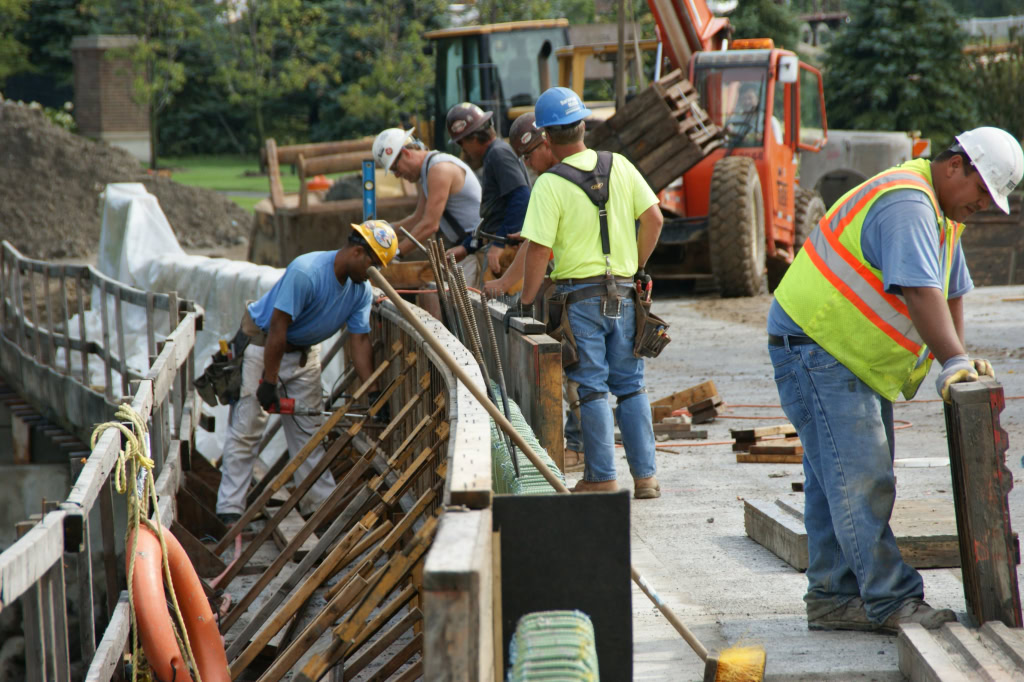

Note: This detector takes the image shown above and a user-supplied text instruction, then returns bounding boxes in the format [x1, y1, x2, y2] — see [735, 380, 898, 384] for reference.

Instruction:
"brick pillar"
[71, 35, 151, 164]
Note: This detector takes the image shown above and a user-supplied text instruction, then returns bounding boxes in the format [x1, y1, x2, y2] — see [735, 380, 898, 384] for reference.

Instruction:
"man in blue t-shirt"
[216, 220, 398, 523]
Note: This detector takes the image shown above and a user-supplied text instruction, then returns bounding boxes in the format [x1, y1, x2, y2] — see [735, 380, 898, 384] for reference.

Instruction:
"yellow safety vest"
[775, 158, 964, 401]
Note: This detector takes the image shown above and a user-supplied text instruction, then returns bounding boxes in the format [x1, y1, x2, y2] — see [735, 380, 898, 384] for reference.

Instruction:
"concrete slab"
[566, 284, 1024, 680]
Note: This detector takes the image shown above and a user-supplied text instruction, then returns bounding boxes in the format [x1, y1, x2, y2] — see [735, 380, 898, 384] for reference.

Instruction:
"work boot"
[807, 597, 877, 632]
[563, 449, 584, 473]
[633, 476, 661, 500]
[879, 599, 957, 635]
[572, 479, 619, 493]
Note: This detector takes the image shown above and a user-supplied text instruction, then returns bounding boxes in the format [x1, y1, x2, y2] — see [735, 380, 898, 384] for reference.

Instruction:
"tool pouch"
[633, 291, 671, 359]
[545, 292, 580, 371]
[195, 351, 243, 407]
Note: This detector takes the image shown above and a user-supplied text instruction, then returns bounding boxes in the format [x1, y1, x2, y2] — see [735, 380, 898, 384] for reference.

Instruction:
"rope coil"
[91, 403, 202, 682]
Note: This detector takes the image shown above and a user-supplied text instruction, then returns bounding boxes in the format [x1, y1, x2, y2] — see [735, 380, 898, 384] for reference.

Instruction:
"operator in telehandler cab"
[444, 102, 531, 288]
[515, 87, 666, 499]
[214, 220, 399, 525]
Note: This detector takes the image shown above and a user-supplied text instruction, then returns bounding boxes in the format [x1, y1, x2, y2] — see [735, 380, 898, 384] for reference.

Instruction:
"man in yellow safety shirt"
[768, 127, 1023, 634]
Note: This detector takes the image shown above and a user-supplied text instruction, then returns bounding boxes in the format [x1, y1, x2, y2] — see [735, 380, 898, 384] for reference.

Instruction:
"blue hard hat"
[534, 87, 592, 128]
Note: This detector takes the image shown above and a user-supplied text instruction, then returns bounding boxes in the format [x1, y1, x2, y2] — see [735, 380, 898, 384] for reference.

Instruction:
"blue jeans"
[769, 339, 923, 623]
[562, 285, 656, 482]
[565, 408, 583, 451]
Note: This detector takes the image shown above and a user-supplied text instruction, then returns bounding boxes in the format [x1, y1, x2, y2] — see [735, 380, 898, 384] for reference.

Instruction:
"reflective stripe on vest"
[775, 159, 963, 401]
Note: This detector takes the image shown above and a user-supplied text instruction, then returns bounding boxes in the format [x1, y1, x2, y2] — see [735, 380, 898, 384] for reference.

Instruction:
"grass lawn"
[160, 155, 301, 213]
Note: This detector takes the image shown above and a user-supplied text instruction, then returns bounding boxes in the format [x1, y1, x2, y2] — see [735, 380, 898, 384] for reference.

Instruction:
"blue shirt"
[248, 250, 372, 346]
[768, 189, 973, 336]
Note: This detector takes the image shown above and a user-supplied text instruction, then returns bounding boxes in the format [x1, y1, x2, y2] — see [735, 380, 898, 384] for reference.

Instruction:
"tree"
[85, 0, 205, 168]
[206, 0, 337, 148]
[968, 34, 1024, 141]
[15, 1, 94, 87]
[947, 0, 1023, 17]
[729, 0, 802, 52]
[823, 0, 976, 148]
[0, 0, 31, 86]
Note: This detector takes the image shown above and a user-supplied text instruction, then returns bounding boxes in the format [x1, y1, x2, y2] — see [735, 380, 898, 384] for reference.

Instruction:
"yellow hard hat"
[351, 220, 398, 267]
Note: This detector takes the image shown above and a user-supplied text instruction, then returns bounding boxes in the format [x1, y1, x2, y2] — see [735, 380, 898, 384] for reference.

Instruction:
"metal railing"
[0, 240, 201, 682]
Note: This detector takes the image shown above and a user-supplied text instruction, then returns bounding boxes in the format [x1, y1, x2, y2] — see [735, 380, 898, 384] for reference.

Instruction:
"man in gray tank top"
[373, 128, 482, 262]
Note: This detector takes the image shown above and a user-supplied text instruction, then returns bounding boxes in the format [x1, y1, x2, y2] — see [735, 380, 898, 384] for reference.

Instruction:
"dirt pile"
[0, 102, 251, 260]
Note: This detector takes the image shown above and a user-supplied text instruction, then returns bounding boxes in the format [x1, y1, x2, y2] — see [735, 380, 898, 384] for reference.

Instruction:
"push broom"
[368, 266, 766, 682]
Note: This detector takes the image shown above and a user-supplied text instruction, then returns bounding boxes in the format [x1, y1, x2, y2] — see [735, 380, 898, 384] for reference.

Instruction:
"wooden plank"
[730, 424, 796, 441]
[737, 452, 802, 464]
[83, 592, 129, 682]
[265, 139, 286, 208]
[689, 395, 722, 412]
[651, 381, 717, 412]
[945, 379, 1022, 627]
[744, 499, 809, 570]
[690, 406, 719, 425]
[942, 622, 1011, 679]
[344, 608, 423, 680]
[980, 621, 1024, 669]
[270, 507, 319, 560]
[748, 438, 803, 455]
[0, 511, 65, 606]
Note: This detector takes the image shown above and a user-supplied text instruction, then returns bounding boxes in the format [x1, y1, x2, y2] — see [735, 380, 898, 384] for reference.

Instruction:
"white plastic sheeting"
[81, 183, 348, 463]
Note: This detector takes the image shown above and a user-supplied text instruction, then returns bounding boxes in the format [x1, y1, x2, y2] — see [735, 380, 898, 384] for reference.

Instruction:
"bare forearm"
[904, 286, 965, 364]
[636, 204, 664, 268]
[519, 243, 552, 306]
[947, 296, 965, 347]
[351, 333, 376, 390]
[262, 309, 292, 383]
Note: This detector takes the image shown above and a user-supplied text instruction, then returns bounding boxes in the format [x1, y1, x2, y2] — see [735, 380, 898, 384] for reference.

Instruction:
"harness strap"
[616, 387, 647, 404]
[571, 391, 608, 410]
[546, 151, 614, 260]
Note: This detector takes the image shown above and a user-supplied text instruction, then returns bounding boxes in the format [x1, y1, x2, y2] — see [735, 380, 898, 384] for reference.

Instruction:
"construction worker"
[216, 220, 399, 524]
[485, 112, 585, 473]
[769, 127, 1023, 634]
[372, 126, 481, 276]
[444, 102, 531, 287]
[516, 87, 665, 498]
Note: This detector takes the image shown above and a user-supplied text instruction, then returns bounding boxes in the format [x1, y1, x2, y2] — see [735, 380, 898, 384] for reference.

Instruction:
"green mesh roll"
[488, 380, 565, 495]
[507, 610, 599, 681]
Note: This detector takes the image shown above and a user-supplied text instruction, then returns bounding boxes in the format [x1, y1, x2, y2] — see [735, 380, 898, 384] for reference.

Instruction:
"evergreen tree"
[729, 0, 802, 52]
[0, 0, 30, 85]
[15, 0, 93, 87]
[823, 0, 976, 148]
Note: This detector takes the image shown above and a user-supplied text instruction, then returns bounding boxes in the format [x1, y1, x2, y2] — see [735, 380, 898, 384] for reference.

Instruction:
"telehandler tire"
[708, 156, 765, 297]
[767, 185, 826, 291]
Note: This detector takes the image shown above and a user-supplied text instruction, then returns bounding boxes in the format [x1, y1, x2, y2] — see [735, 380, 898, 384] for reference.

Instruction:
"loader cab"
[426, 20, 570, 152]
[656, 42, 827, 295]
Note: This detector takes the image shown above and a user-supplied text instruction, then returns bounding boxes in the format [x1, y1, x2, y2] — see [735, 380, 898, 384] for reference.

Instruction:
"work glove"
[936, 354, 978, 402]
[256, 379, 280, 412]
[367, 390, 391, 424]
[503, 301, 534, 333]
[973, 357, 996, 379]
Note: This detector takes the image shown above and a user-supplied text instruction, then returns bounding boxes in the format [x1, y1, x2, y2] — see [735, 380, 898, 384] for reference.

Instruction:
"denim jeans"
[561, 284, 656, 482]
[769, 339, 923, 623]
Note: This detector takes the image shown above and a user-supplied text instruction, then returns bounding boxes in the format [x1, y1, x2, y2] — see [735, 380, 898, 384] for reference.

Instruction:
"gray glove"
[936, 354, 978, 402]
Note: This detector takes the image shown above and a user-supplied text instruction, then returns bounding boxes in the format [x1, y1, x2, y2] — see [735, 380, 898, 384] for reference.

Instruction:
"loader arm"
[647, 0, 730, 71]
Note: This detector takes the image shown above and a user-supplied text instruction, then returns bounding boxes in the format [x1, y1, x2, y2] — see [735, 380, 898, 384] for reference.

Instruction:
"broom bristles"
[711, 645, 767, 682]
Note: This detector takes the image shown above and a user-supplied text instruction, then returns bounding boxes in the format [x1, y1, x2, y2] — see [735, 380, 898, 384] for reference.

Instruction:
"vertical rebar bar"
[481, 290, 520, 477]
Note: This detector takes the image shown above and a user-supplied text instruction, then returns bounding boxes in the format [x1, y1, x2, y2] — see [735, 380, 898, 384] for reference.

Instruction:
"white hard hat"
[372, 128, 415, 173]
[954, 127, 1023, 214]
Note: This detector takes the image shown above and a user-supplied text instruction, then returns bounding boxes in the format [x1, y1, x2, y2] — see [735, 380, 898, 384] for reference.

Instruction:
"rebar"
[425, 239, 454, 336]
[481, 290, 519, 477]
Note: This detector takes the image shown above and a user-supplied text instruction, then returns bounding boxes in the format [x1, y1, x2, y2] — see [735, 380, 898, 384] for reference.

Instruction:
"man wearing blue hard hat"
[514, 86, 665, 499]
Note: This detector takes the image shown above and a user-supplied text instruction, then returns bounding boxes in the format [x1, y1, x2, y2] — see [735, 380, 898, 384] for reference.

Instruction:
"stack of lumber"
[645, 380, 720, 440]
[586, 69, 723, 193]
[689, 393, 722, 424]
[732, 424, 802, 463]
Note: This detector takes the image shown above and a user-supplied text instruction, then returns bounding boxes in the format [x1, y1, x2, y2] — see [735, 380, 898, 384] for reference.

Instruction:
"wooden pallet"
[898, 622, 1024, 681]
[586, 69, 723, 193]
[742, 498, 1020, 571]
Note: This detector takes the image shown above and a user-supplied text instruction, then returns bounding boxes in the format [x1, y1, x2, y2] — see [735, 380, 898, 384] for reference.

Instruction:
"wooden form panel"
[944, 378, 1022, 627]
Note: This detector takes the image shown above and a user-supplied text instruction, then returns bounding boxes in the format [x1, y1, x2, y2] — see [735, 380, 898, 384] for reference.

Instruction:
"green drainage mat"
[507, 610, 599, 681]
[489, 380, 565, 495]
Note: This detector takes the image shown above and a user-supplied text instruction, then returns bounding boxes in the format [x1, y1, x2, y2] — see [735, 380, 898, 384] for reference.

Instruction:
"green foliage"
[729, 0, 802, 52]
[474, 0, 595, 23]
[823, 0, 977, 148]
[14, 1, 93, 86]
[968, 37, 1024, 141]
[946, 0, 1024, 17]
[0, 0, 31, 84]
[206, 0, 338, 144]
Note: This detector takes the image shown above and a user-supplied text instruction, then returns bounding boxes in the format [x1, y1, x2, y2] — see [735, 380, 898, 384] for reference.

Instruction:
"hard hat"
[372, 128, 414, 174]
[954, 127, 1023, 214]
[351, 220, 398, 267]
[508, 112, 546, 157]
[534, 87, 592, 128]
[446, 102, 494, 143]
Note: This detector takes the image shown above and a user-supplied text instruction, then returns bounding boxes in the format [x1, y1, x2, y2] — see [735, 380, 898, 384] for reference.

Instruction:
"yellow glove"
[936, 354, 978, 402]
[972, 357, 995, 379]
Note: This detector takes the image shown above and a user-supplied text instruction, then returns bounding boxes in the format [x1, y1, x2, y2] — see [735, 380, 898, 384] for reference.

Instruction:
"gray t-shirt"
[479, 139, 530, 237]
[420, 152, 482, 243]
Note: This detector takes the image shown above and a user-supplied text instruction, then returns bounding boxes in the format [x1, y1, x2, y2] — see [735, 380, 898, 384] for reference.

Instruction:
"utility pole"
[616, 0, 627, 111]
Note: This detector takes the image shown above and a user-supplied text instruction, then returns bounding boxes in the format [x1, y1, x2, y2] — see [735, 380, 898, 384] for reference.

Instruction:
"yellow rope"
[92, 403, 203, 682]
